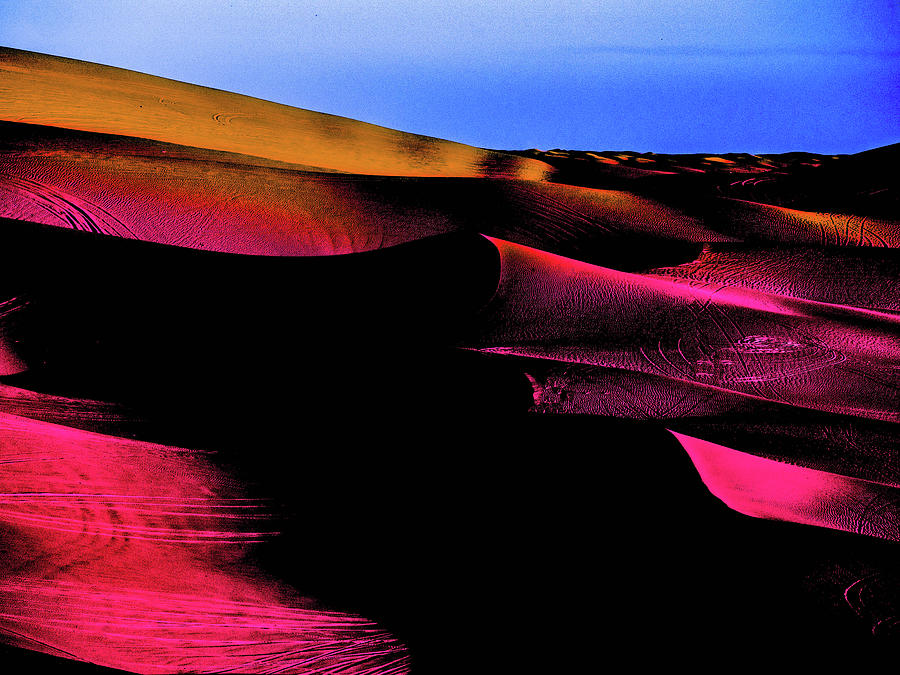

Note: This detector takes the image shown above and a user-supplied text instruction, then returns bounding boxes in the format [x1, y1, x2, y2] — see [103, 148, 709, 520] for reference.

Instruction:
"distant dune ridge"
[1, 47, 900, 670]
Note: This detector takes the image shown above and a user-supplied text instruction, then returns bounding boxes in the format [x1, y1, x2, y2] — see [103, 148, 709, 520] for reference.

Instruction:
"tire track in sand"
[0, 173, 137, 239]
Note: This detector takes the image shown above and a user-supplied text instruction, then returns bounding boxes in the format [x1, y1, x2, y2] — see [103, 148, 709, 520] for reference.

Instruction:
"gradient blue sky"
[1, 1, 897, 153]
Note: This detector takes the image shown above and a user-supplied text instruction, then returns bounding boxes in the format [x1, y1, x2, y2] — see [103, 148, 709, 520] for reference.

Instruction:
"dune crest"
[0, 47, 551, 179]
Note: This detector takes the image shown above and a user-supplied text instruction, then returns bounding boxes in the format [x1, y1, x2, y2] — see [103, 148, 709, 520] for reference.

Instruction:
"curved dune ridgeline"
[1, 47, 900, 670]
[0, 47, 551, 179]
[0, 121, 720, 261]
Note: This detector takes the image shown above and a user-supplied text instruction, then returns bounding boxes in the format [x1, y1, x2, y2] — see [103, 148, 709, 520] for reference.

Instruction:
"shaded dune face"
[0, 46, 899, 668]
[0, 220, 501, 403]
[709, 198, 900, 247]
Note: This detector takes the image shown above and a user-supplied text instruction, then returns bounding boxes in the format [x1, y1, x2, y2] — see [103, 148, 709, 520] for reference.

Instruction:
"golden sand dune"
[0, 47, 550, 179]
[703, 156, 736, 165]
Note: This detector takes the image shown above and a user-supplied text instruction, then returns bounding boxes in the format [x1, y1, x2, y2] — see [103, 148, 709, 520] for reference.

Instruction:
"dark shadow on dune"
[255, 411, 899, 671]
[0, 218, 499, 412]
[0, 644, 131, 673]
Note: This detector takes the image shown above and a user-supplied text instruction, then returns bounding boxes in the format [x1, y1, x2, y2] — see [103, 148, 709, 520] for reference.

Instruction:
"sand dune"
[0, 122, 724, 259]
[466, 237, 900, 424]
[0, 47, 898, 669]
[710, 197, 900, 247]
[0, 412, 409, 674]
[0, 47, 550, 179]
[647, 244, 900, 310]
[670, 430, 900, 540]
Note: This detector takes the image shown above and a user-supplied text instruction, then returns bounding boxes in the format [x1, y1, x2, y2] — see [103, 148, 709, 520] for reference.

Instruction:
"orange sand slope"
[0, 47, 550, 179]
[0, 123, 728, 256]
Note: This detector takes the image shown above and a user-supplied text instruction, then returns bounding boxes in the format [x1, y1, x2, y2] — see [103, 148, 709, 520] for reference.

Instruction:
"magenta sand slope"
[0, 414, 409, 674]
[1, 47, 899, 669]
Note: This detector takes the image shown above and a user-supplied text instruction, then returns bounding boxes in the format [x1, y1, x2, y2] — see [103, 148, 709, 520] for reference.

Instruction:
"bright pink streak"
[669, 430, 900, 541]
[0, 412, 410, 673]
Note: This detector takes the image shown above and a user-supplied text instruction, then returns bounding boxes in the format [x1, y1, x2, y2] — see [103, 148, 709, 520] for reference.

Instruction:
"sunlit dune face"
[703, 156, 735, 165]
[0, 48, 551, 180]
[469, 237, 900, 426]
[669, 431, 900, 540]
[0, 413, 410, 674]
[646, 246, 900, 310]
[0, 146, 457, 255]
[0, 123, 735, 257]
[586, 153, 619, 165]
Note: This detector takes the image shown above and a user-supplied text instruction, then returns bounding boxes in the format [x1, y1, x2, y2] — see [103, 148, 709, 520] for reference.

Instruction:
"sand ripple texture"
[0, 46, 899, 668]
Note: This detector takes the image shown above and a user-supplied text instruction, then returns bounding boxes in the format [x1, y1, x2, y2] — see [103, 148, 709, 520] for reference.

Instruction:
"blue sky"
[1, 0, 897, 153]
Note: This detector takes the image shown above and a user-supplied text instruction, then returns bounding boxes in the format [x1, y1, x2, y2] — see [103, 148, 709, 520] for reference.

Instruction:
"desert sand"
[1, 47, 899, 671]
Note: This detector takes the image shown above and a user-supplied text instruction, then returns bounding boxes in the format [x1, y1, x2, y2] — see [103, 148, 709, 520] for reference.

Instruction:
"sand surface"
[1, 47, 899, 670]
